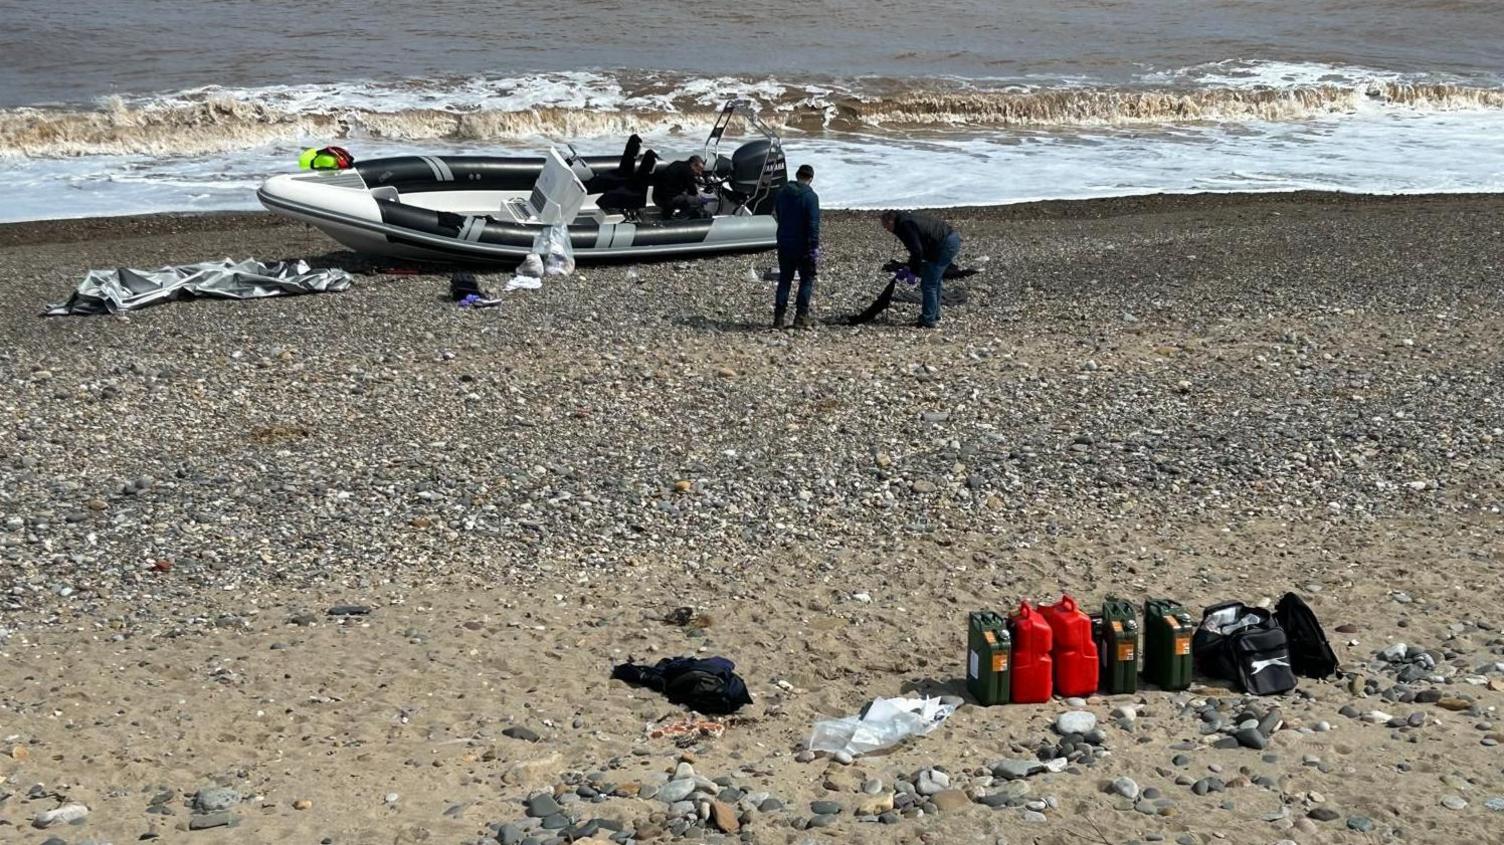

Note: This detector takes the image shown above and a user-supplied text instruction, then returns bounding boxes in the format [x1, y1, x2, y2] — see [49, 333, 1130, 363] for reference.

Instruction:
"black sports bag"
[1193, 602, 1298, 695]
[1275, 592, 1339, 679]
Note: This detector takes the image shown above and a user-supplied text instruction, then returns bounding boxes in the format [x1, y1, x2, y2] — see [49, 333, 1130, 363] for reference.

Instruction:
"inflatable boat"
[256, 100, 787, 263]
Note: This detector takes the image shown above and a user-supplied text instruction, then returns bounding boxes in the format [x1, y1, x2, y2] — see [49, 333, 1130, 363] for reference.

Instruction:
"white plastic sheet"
[45, 258, 351, 316]
[806, 696, 958, 757]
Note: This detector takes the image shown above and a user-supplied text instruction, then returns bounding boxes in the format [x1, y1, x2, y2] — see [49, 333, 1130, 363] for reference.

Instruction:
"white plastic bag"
[806, 696, 958, 757]
[507, 254, 544, 291]
[516, 254, 544, 277]
[532, 223, 576, 276]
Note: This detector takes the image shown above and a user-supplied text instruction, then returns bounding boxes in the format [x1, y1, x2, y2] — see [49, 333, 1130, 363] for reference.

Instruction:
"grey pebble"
[326, 604, 371, 616]
[1308, 807, 1341, 822]
[526, 794, 562, 819]
[188, 812, 236, 830]
[1233, 727, 1267, 750]
[192, 787, 240, 813]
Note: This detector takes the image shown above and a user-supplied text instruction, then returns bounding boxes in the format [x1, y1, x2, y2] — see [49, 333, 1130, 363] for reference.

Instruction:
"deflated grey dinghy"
[256, 100, 786, 263]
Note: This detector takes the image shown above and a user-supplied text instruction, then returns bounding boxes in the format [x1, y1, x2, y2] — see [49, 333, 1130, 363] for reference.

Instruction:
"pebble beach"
[2, 192, 1504, 845]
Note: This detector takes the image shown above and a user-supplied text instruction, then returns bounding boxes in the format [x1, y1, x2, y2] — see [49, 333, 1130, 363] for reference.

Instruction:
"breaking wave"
[832, 82, 1504, 127]
[4, 66, 1504, 157]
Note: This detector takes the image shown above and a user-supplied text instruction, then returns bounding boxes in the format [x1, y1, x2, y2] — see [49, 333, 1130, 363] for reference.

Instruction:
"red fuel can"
[1008, 601, 1054, 703]
[1041, 594, 1100, 698]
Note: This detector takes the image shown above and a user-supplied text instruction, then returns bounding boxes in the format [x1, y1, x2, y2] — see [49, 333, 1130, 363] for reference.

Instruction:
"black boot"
[772, 305, 787, 329]
[792, 309, 812, 330]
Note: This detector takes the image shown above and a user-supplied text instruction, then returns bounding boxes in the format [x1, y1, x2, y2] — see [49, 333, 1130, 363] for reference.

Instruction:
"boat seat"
[503, 148, 587, 225]
[371, 186, 400, 202]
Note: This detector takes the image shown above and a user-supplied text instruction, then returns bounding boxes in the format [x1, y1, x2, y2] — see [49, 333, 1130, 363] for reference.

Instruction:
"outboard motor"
[729, 139, 786, 214]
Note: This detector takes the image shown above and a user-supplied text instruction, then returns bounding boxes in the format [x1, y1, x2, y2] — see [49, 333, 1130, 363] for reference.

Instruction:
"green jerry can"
[1143, 598, 1195, 690]
[1095, 597, 1140, 694]
[966, 611, 1013, 705]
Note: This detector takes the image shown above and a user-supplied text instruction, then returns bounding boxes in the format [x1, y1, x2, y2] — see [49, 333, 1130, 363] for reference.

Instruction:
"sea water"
[2, 1, 1502, 222]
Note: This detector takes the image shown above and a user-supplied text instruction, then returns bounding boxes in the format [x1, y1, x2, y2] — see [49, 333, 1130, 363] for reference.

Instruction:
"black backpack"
[1192, 602, 1298, 696]
[1275, 592, 1339, 679]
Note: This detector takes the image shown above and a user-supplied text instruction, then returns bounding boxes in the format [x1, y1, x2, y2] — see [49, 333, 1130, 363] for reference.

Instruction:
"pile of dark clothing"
[611, 656, 752, 714]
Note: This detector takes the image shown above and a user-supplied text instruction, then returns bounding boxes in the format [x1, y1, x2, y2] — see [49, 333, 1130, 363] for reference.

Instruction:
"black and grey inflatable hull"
[257, 154, 777, 263]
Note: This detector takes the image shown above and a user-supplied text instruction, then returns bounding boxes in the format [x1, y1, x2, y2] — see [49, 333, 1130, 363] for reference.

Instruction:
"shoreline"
[4, 188, 1504, 249]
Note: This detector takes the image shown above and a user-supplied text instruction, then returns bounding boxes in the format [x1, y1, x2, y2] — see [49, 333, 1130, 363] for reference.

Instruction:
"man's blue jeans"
[776, 251, 817, 313]
[919, 231, 961, 326]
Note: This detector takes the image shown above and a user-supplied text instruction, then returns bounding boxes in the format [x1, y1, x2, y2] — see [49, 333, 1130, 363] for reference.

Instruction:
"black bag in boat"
[1274, 592, 1339, 679]
[1192, 602, 1297, 695]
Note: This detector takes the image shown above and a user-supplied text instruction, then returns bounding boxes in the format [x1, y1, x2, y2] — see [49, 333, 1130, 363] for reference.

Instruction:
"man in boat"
[653, 155, 709, 219]
[772, 163, 820, 329]
[881, 210, 961, 329]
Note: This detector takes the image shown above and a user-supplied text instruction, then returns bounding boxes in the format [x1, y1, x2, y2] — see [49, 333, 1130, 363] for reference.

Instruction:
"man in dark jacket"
[881, 210, 960, 328]
[653, 155, 707, 218]
[772, 164, 820, 328]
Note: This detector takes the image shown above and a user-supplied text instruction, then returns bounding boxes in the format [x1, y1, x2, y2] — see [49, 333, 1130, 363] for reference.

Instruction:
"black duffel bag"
[1193, 602, 1298, 695]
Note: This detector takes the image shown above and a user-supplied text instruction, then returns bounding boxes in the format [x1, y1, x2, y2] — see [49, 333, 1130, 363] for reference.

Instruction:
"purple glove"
[808, 246, 821, 263]
[895, 267, 918, 285]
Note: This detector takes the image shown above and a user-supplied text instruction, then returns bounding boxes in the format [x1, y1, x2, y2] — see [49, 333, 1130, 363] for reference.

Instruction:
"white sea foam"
[7, 63, 1504, 159]
[4, 107, 1503, 224]
[1142, 60, 1414, 90]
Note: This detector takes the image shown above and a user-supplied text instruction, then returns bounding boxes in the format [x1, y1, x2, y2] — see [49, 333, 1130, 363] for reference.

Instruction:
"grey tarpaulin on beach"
[44, 258, 353, 316]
